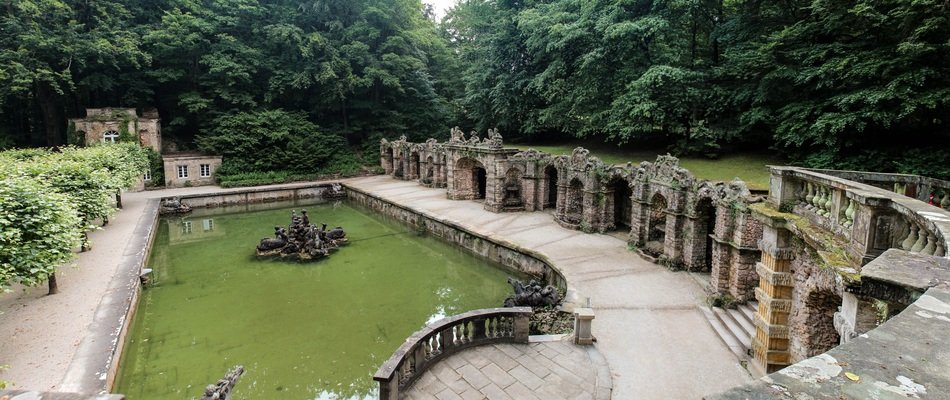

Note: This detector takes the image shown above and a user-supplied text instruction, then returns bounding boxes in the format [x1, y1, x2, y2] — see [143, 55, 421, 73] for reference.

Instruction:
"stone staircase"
[700, 302, 757, 364]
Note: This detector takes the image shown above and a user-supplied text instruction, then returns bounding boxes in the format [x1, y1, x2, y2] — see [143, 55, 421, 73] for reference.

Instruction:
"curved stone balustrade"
[373, 307, 532, 400]
[772, 166, 949, 263]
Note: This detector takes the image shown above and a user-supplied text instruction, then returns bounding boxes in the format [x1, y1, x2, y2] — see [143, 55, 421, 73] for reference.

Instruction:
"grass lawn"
[512, 142, 782, 191]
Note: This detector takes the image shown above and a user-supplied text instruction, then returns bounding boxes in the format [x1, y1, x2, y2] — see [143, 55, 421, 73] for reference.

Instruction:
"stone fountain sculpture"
[503, 277, 560, 307]
[256, 209, 348, 261]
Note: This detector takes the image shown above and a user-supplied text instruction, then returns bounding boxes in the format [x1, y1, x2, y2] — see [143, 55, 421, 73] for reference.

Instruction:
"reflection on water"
[115, 201, 512, 399]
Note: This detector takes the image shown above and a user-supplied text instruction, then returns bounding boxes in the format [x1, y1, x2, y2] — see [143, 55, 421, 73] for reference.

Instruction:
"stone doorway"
[611, 178, 632, 230]
[410, 152, 421, 180]
[424, 156, 435, 184]
[384, 148, 394, 174]
[544, 166, 558, 210]
[476, 167, 487, 199]
[696, 198, 717, 271]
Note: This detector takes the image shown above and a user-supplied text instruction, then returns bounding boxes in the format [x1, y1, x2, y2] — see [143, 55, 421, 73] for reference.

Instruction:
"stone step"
[699, 307, 747, 360]
[712, 307, 752, 352]
[728, 306, 756, 335]
[738, 302, 757, 324]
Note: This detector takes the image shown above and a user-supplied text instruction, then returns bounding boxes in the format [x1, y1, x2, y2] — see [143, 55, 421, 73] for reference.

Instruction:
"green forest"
[1, 0, 948, 179]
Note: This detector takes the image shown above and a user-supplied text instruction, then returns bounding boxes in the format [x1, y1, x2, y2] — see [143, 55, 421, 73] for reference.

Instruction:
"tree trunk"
[116, 191, 123, 209]
[35, 82, 65, 146]
[48, 273, 59, 295]
[81, 231, 90, 252]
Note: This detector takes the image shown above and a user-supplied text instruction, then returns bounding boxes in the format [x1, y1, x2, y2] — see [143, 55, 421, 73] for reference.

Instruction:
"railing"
[373, 307, 532, 400]
[807, 168, 950, 205]
[774, 167, 949, 262]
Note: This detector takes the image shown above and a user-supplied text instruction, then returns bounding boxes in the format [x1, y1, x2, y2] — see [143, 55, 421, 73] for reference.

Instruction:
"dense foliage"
[0, 144, 148, 290]
[1, 0, 948, 177]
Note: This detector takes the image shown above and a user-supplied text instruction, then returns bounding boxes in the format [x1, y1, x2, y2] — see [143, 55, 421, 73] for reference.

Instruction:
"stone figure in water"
[503, 277, 560, 307]
[255, 210, 348, 261]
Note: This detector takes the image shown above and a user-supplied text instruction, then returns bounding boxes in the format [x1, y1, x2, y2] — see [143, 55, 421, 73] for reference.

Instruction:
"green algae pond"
[114, 200, 514, 399]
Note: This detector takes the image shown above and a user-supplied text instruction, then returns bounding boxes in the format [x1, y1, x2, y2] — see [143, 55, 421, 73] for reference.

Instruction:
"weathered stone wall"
[171, 184, 340, 208]
[346, 185, 568, 290]
[71, 108, 161, 152]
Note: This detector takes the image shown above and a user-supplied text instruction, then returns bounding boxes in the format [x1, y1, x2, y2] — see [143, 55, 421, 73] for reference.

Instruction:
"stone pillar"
[752, 220, 795, 375]
[663, 213, 686, 264]
[556, 182, 568, 218]
[833, 292, 878, 344]
[573, 308, 595, 345]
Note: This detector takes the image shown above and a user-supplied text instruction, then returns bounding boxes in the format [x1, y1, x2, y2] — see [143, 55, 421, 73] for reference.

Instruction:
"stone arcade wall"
[379, 132, 765, 300]
[749, 166, 950, 375]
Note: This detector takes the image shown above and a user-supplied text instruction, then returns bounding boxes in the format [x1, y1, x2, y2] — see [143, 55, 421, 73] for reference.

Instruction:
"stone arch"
[801, 289, 843, 358]
[503, 166, 524, 209]
[425, 155, 435, 184]
[565, 178, 585, 224]
[694, 197, 717, 271]
[609, 176, 633, 230]
[384, 147, 394, 174]
[455, 157, 487, 200]
[409, 150, 421, 180]
[543, 164, 559, 210]
[646, 192, 669, 256]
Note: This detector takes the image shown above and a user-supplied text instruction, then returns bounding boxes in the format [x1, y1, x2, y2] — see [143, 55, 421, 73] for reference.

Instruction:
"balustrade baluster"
[902, 225, 919, 251]
[911, 229, 928, 253]
[843, 199, 855, 227]
[941, 194, 950, 209]
[936, 242, 946, 257]
[810, 185, 821, 210]
[923, 234, 937, 255]
[824, 189, 834, 218]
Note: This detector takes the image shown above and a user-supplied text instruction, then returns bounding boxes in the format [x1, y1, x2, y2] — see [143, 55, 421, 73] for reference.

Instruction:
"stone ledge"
[752, 313, 789, 339]
[708, 285, 950, 400]
[755, 263, 793, 287]
[0, 390, 124, 400]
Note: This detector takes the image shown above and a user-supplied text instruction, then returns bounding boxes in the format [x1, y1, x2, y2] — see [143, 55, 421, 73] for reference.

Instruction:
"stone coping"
[0, 390, 124, 400]
[58, 199, 160, 394]
[707, 285, 950, 399]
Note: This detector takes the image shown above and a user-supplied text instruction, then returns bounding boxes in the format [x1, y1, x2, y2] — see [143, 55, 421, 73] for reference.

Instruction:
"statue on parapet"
[487, 128, 503, 149]
[449, 126, 465, 143]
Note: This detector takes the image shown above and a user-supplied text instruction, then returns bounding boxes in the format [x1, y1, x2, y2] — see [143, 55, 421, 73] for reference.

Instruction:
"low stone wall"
[345, 184, 569, 292]
[170, 184, 342, 209]
[0, 390, 124, 400]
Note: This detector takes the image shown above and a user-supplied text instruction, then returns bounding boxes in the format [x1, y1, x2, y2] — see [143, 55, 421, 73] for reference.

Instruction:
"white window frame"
[177, 165, 189, 179]
[182, 221, 193, 234]
[143, 170, 151, 181]
[202, 219, 214, 231]
[103, 130, 120, 143]
[199, 164, 211, 178]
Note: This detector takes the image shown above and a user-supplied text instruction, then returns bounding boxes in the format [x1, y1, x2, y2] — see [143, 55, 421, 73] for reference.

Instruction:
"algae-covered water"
[114, 200, 513, 399]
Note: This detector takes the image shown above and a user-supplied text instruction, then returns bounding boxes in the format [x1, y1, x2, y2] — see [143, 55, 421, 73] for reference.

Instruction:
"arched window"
[103, 130, 120, 143]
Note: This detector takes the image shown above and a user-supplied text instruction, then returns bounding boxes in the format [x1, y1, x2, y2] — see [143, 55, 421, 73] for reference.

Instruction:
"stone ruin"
[382, 129, 950, 384]
[256, 209, 348, 261]
[380, 130, 765, 301]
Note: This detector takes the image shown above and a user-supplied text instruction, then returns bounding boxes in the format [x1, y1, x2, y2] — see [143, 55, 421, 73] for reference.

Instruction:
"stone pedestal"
[574, 308, 595, 345]
[751, 222, 795, 374]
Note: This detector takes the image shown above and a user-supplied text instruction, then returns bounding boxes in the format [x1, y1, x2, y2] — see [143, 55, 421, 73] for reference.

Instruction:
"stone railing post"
[573, 308, 595, 345]
[377, 371, 398, 400]
[514, 313, 530, 343]
[751, 211, 795, 375]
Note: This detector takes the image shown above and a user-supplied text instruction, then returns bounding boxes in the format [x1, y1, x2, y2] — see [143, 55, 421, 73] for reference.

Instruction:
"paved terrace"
[347, 176, 752, 399]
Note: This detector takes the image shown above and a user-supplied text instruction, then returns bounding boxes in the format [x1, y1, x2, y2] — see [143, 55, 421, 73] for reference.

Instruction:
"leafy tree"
[196, 109, 352, 175]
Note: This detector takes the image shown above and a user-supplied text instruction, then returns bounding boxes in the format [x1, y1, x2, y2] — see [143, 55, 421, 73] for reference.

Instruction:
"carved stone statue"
[255, 210, 348, 261]
[449, 126, 465, 143]
[201, 365, 245, 400]
[503, 277, 560, 308]
[160, 197, 192, 215]
[487, 128, 503, 149]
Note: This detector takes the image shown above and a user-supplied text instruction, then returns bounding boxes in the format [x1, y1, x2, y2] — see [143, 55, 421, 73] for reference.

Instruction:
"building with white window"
[162, 153, 223, 188]
[69, 108, 162, 152]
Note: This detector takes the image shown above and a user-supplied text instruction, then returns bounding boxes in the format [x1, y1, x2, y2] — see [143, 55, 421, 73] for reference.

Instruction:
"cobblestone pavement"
[403, 340, 611, 400]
